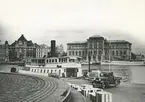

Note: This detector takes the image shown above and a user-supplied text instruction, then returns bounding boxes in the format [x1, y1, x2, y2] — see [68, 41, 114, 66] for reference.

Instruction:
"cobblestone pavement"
[0, 73, 58, 102]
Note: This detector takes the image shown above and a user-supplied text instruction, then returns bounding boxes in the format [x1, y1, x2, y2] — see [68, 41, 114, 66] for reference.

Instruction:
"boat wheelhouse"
[25, 56, 83, 77]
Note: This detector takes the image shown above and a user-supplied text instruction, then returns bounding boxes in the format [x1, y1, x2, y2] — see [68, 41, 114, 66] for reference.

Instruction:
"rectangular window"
[120, 51, 122, 55]
[112, 51, 114, 56]
[124, 51, 126, 55]
[69, 51, 71, 55]
[116, 51, 118, 56]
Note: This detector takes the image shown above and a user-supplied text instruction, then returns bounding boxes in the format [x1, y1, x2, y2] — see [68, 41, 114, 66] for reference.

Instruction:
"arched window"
[82, 51, 84, 55]
[79, 51, 81, 55]
[72, 51, 74, 55]
[76, 51, 78, 55]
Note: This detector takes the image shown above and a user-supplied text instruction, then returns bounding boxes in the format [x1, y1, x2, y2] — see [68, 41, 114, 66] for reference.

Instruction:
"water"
[0, 65, 22, 72]
[0, 64, 145, 84]
[82, 64, 145, 84]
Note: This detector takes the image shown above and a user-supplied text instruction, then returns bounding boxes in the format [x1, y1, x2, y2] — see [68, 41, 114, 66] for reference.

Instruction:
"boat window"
[52, 59, 54, 63]
[49, 59, 51, 63]
[47, 60, 48, 63]
[40, 69, 42, 73]
[44, 70, 45, 73]
[47, 70, 49, 73]
[51, 70, 53, 73]
[55, 59, 57, 63]
[31, 69, 33, 72]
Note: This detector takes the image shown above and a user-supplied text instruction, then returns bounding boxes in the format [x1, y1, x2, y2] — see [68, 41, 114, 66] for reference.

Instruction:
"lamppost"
[109, 41, 111, 72]
[88, 53, 91, 72]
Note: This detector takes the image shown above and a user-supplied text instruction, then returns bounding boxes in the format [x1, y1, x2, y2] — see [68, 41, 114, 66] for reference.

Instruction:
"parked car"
[92, 71, 122, 89]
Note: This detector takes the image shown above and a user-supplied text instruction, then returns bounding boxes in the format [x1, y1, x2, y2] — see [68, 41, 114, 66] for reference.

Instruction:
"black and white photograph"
[0, 0, 145, 102]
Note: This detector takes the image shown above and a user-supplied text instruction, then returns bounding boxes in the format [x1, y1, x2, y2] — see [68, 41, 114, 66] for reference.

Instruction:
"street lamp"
[88, 53, 91, 72]
[109, 41, 111, 72]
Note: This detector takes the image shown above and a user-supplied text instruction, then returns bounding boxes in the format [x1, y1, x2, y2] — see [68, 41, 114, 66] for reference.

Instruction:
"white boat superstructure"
[23, 56, 83, 77]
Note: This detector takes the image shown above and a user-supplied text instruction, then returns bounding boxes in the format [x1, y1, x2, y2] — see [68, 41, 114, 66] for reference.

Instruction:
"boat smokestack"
[51, 40, 56, 57]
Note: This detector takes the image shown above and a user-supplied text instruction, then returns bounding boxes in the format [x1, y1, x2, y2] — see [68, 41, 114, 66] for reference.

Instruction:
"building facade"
[36, 44, 50, 58]
[67, 35, 132, 62]
[9, 34, 36, 61]
[67, 41, 87, 61]
[0, 41, 9, 62]
[108, 40, 132, 61]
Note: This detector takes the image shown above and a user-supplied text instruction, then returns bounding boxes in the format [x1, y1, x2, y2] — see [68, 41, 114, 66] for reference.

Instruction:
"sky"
[0, 0, 145, 54]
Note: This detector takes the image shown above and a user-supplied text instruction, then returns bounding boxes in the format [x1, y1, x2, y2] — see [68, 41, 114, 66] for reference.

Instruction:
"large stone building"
[9, 34, 36, 61]
[0, 41, 9, 62]
[67, 35, 132, 63]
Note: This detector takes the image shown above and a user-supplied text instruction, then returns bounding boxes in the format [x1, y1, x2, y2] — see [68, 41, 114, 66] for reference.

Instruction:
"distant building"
[67, 35, 132, 62]
[135, 54, 145, 61]
[67, 41, 87, 60]
[0, 41, 9, 62]
[36, 44, 50, 58]
[9, 34, 36, 61]
[56, 44, 65, 57]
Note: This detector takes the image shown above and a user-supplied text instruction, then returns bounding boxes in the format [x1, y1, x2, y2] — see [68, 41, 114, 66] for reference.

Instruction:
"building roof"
[11, 41, 17, 46]
[36, 44, 49, 49]
[89, 35, 104, 40]
[0, 44, 5, 48]
[108, 40, 131, 44]
[67, 41, 87, 45]
[18, 34, 27, 41]
[90, 35, 103, 38]
[27, 41, 33, 46]
[10, 34, 36, 47]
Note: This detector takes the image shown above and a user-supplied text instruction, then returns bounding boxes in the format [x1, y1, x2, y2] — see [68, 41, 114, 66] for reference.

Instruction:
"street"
[64, 78, 145, 102]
